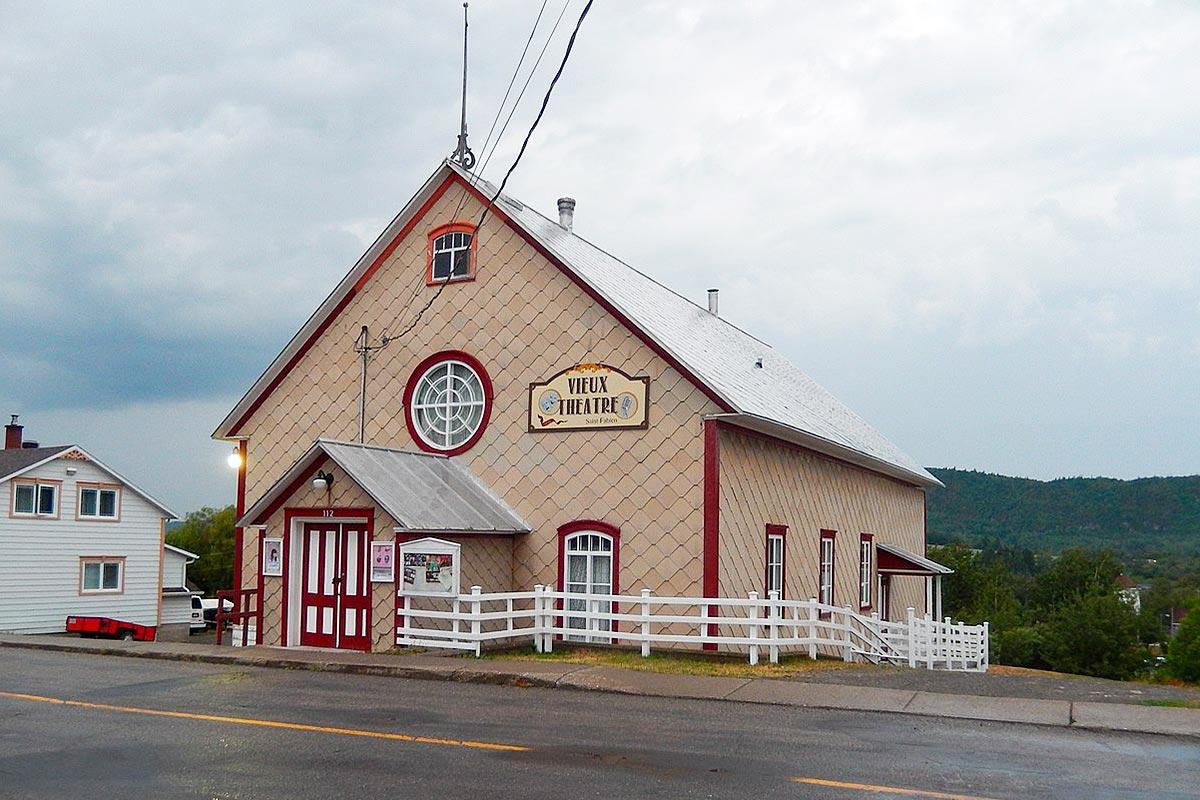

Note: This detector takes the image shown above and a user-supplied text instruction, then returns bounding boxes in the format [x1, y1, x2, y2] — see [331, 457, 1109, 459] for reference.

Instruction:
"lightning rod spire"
[451, 2, 476, 169]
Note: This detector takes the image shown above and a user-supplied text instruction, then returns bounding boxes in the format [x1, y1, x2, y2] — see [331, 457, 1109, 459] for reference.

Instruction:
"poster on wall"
[528, 363, 650, 432]
[370, 541, 395, 583]
[398, 538, 460, 596]
[261, 538, 283, 577]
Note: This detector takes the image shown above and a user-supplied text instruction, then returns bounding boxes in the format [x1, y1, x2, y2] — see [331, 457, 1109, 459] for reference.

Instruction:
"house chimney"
[5, 415, 22, 450]
[557, 197, 575, 231]
[707, 288, 719, 316]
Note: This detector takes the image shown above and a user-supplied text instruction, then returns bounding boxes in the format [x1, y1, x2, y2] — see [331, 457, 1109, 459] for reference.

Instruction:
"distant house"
[160, 543, 202, 640]
[1116, 575, 1142, 614]
[0, 416, 177, 636]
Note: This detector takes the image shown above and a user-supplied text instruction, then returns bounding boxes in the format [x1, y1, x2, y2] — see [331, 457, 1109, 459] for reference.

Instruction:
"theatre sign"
[528, 363, 650, 432]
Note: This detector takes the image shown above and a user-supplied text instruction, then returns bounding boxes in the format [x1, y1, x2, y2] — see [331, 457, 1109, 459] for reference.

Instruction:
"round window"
[407, 356, 489, 452]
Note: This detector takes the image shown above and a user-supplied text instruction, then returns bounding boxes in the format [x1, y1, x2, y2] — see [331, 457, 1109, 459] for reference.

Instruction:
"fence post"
[545, 585, 554, 653]
[470, 586, 482, 658]
[700, 603, 710, 648]
[807, 597, 818, 660]
[842, 606, 853, 662]
[927, 614, 936, 670]
[982, 621, 990, 672]
[533, 585, 544, 653]
[944, 617, 953, 670]
[748, 591, 759, 665]
[767, 590, 780, 664]
[640, 588, 652, 658]
[906, 607, 916, 669]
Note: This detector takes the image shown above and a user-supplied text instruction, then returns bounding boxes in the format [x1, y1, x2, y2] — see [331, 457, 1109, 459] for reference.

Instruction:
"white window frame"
[12, 480, 58, 518]
[80, 557, 124, 594]
[818, 532, 835, 610]
[766, 531, 785, 598]
[563, 530, 615, 643]
[409, 359, 488, 451]
[78, 485, 120, 520]
[859, 536, 873, 609]
[431, 230, 473, 281]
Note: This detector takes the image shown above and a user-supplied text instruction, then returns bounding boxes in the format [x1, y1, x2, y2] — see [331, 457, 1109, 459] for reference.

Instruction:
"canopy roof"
[877, 543, 954, 575]
[238, 439, 530, 535]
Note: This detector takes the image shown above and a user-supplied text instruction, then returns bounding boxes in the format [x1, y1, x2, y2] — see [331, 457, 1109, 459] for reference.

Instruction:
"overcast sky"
[2, 1, 1198, 514]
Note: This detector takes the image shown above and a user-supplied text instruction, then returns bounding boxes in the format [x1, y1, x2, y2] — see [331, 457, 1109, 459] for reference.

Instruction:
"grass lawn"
[479, 645, 870, 680]
[1142, 698, 1200, 709]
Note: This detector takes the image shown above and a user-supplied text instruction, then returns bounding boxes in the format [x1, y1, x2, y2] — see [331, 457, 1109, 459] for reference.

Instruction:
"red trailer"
[65, 615, 156, 642]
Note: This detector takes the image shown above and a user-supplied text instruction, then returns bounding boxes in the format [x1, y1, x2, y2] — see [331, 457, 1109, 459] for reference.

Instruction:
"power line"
[381, 0, 595, 349]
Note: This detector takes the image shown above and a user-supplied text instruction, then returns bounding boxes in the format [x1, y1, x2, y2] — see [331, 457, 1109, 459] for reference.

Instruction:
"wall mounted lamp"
[312, 470, 335, 492]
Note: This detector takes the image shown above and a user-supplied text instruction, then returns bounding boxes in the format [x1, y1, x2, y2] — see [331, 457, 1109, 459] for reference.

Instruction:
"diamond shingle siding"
[239, 185, 721, 650]
[717, 426, 927, 621]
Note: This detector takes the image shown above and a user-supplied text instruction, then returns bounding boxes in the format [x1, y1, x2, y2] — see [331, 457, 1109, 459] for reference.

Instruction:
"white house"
[160, 543, 202, 640]
[0, 416, 177, 636]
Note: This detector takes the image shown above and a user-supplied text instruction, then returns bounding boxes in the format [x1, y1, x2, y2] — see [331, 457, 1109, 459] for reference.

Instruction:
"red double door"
[300, 521, 371, 651]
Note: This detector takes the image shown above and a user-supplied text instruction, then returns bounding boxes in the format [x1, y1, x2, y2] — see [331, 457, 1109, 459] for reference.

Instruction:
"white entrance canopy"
[876, 543, 954, 620]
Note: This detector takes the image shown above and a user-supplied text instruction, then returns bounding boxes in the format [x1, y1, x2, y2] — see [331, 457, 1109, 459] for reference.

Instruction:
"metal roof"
[215, 160, 939, 488]
[0, 445, 176, 518]
[238, 439, 530, 534]
[877, 543, 954, 575]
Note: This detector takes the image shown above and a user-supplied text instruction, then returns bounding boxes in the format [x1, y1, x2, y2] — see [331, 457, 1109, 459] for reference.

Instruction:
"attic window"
[428, 223, 476, 284]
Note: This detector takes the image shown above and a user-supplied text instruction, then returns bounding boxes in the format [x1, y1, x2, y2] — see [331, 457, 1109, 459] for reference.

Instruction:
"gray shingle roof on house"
[215, 160, 939, 488]
[0, 446, 73, 482]
[238, 440, 530, 533]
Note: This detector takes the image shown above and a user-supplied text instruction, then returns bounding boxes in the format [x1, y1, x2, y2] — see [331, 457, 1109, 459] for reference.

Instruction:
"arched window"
[559, 521, 620, 643]
[403, 351, 492, 455]
[427, 223, 476, 284]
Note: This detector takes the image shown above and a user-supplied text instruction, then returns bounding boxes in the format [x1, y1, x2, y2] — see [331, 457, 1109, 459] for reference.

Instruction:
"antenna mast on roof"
[450, 2, 476, 169]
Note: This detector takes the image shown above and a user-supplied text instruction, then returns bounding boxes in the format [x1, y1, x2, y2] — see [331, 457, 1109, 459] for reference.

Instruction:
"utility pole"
[354, 325, 393, 443]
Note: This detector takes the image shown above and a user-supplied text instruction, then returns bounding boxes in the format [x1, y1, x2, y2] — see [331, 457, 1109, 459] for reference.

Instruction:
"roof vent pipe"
[4, 414, 22, 450]
[557, 197, 575, 231]
[707, 288, 719, 316]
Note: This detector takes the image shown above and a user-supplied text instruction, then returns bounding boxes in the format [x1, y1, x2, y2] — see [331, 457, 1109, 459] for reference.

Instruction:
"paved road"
[0, 648, 1196, 799]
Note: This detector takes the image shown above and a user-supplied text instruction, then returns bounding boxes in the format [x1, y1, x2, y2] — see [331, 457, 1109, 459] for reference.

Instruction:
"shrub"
[993, 626, 1044, 668]
[1039, 592, 1144, 680]
[1170, 608, 1200, 683]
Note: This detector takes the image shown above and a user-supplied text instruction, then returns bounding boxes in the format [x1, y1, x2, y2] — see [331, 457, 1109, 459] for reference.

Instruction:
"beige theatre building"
[215, 160, 948, 653]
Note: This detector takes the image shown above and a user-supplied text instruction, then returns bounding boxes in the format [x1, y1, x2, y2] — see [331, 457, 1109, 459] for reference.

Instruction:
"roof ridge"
[451, 162, 771, 347]
[318, 438, 447, 459]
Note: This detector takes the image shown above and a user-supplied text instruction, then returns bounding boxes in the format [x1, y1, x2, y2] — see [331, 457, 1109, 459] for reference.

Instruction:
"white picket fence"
[396, 586, 988, 672]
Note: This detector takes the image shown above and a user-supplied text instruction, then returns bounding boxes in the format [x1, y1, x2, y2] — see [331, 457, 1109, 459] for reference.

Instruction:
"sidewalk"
[3, 634, 1198, 739]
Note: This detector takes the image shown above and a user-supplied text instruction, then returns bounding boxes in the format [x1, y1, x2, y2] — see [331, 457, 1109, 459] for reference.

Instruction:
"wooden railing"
[215, 588, 259, 647]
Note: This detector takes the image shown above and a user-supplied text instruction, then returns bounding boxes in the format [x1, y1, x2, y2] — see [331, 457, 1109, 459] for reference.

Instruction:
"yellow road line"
[790, 776, 1001, 800]
[0, 690, 529, 753]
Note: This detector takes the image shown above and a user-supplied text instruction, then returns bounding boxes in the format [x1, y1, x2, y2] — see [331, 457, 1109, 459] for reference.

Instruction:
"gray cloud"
[2, 1, 1198, 512]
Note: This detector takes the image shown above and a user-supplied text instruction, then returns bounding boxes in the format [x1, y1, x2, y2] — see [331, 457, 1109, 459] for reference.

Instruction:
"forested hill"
[925, 468, 1200, 560]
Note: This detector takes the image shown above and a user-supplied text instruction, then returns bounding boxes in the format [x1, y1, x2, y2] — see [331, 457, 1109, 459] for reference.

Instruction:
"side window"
[12, 481, 57, 517]
[428, 225, 476, 283]
[765, 524, 787, 598]
[79, 486, 120, 520]
[818, 530, 836, 613]
[81, 558, 124, 593]
[859, 533, 874, 609]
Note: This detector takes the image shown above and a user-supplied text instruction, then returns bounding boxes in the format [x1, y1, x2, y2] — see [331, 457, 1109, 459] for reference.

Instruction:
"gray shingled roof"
[216, 160, 938, 488]
[446, 163, 939, 487]
[0, 446, 72, 482]
[239, 440, 530, 533]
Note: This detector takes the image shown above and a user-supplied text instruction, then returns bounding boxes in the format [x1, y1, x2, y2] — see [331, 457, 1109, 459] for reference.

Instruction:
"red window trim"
[426, 222, 478, 285]
[557, 520, 621, 635]
[764, 524, 787, 599]
[818, 529, 836, 618]
[402, 350, 493, 457]
[859, 532, 875, 612]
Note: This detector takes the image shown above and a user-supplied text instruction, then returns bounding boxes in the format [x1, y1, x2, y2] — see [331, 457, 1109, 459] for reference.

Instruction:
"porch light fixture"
[226, 446, 243, 469]
[312, 470, 334, 492]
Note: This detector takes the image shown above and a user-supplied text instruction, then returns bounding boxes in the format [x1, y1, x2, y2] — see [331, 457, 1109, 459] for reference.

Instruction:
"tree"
[1039, 592, 1144, 680]
[1030, 548, 1123, 617]
[1170, 608, 1200, 683]
[166, 506, 236, 596]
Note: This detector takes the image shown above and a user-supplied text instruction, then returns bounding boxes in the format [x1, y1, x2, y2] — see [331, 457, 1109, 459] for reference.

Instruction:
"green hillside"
[926, 468, 1200, 561]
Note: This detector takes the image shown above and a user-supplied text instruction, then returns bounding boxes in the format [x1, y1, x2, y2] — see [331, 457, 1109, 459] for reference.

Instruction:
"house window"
[404, 351, 491, 455]
[79, 486, 120, 520]
[81, 557, 124, 594]
[428, 224, 476, 283]
[13, 481, 57, 517]
[765, 524, 786, 598]
[818, 530, 836, 611]
[859, 533, 874, 610]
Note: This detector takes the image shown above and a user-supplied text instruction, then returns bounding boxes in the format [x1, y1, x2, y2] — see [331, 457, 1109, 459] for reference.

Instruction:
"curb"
[3, 637, 1197, 739]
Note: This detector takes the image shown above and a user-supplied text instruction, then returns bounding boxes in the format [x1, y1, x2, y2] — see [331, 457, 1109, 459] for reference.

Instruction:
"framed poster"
[370, 541, 395, 583]
[261, 537, 283, 577]
[398, 537, 460, 596]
